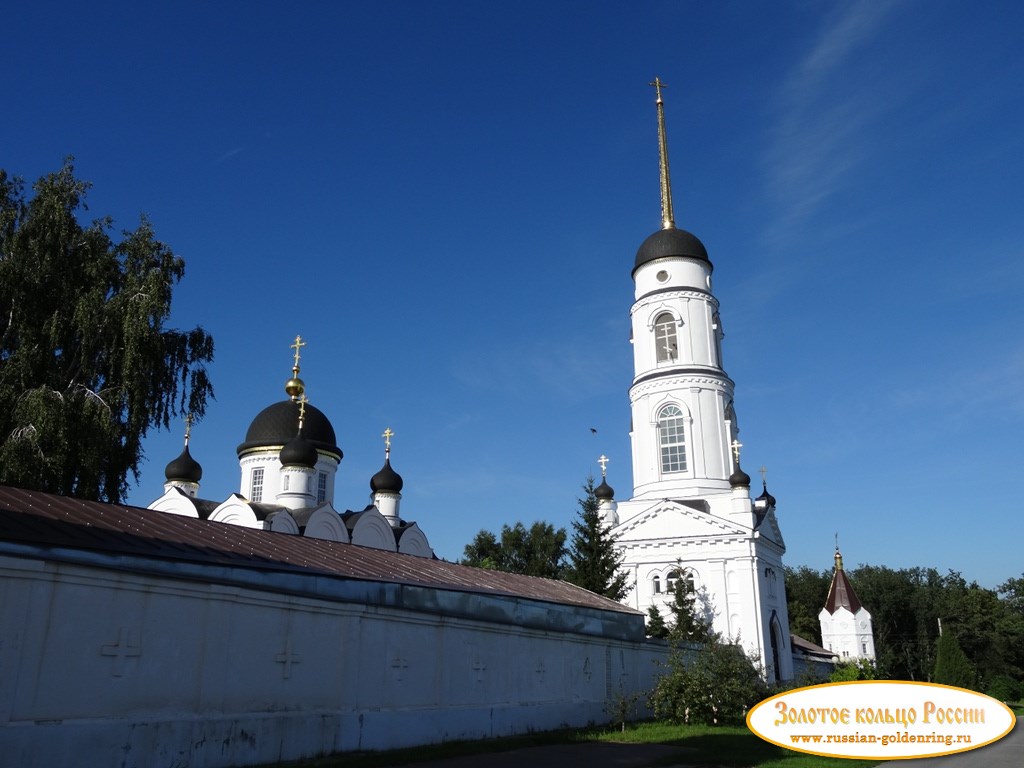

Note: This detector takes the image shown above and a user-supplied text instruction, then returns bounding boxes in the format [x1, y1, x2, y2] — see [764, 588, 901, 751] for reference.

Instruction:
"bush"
[650, 637, 770, 725]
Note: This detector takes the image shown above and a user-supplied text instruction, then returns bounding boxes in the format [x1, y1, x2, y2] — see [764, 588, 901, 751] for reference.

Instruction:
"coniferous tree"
[0, 161, 214, 502]
[934, 630, 976, 689]
[564, 476, 628, 600]
[667, 570, 715, 644]
[646, 604, 669, 639]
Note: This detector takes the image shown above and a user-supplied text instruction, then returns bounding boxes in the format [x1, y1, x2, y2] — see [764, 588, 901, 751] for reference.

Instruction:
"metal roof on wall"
[0, 485, 637, 616]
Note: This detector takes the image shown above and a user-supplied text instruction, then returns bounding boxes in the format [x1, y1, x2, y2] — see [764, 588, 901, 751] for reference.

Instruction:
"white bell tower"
[628, 77, 738, 501]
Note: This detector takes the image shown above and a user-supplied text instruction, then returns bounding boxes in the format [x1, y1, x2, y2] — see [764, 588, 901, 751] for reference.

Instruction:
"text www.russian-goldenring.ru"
[789, 731, 972, 747]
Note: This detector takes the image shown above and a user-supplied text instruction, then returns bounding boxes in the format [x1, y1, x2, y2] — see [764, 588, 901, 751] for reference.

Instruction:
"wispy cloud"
[215, 146, 245, 164]
[761, 0, 902, 243]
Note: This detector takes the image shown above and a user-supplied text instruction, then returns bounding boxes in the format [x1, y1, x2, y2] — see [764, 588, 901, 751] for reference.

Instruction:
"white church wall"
[0, 551, 665, 768]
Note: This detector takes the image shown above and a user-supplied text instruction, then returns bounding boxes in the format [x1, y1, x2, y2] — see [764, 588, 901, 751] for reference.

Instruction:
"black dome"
[634, 227, 711, 275]
[594, 478, 615, 500]
[370, 457, 404, 493]
[729, 465, 751, 488]
[756, 481, 776, 508]
[237, 400, 342, 459]
[165, 444, 202, 483]
[280, 431, 318, 469]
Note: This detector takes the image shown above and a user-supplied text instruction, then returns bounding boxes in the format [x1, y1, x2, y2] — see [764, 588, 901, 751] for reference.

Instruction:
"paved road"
[878, 720, 1021, 768]
[371, 742, 692, 768]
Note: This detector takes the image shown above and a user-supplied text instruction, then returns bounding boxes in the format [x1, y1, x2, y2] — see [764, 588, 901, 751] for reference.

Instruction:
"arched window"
[652, 575, 661, 594]
[654, 312, 678, 362]
[658, 404, 687, 473]
[712, 311, 723, 367]
[666, 568, 695, 594]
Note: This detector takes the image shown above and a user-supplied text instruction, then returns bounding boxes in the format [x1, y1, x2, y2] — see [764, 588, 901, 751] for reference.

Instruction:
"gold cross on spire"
[759, 465, 768, 484]
[382, 427, 394, 455]
[184, 413, 193, 445]
[649, 76, 667, 104]
[297, 394, 308, 430]
[290, 335, 306, 371]
[598, 454, 609, 477]
[731, 439, 743, 464]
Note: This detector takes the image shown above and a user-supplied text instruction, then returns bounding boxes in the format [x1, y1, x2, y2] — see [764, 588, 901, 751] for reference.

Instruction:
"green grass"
[589, 721, 879, 768]
[270, 721, 881, 768]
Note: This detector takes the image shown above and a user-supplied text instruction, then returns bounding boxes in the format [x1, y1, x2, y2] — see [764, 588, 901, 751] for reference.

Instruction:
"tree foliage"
[650, 635, 769, 725]
[785, 561, 1024, 691]
[0, 160, 213, 502]
[461, 520, 566, 579]
[666, 571, 716, 644]
[933, 630, 975, 689]
[646, 604, 669, 639]
[563, 476, 628, 600]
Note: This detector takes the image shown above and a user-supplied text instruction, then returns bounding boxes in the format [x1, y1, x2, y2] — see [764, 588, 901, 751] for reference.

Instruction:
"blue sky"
[5, 1, 1022, 588]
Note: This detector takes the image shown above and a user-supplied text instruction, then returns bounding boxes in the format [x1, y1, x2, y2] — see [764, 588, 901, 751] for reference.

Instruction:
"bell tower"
[628, 78, 739, 500]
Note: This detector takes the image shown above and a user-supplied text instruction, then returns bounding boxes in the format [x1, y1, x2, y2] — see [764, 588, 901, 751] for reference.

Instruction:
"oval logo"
[746, 681, 1016, 760]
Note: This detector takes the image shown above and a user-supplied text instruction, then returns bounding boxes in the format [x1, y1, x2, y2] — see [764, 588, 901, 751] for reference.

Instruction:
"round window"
[656, 270, 669, 283]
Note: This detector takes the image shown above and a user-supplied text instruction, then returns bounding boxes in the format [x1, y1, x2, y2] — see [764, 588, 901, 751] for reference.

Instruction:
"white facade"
[609, 88, 792, 680]
[818, 550, 876, 662]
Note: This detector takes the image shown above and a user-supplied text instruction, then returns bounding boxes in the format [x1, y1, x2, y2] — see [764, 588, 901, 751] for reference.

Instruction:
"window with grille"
[654, 313, 678, 362]
[658, 404, 687, 473]
[317, 471, 327, 503]
[251, 467, 264, 503]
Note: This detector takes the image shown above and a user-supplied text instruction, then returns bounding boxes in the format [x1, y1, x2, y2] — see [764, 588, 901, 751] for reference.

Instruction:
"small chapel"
[819, 546, 876, 662]
[597, 78, 794, 681]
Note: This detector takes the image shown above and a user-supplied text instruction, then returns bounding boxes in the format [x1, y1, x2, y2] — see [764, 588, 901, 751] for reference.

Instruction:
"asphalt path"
[877, 720, 1021, 768]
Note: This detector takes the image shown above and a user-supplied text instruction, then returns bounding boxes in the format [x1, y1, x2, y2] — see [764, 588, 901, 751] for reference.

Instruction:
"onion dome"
[237, 400, 342, 459]
[634, 227, 710, 275]
[594, 477, 615, 500]
[370, 457, 404, 494]
[280, 429, 318, 469]
[165, 444, 202, 483]
[729, 464, 751, 488]
[755, 480, 776, 508]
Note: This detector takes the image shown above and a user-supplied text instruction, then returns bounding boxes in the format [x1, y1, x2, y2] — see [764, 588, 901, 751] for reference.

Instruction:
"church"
[0, 82, 841, 768]
[148, 337, 434, 558]
[596, 79, 793, 681]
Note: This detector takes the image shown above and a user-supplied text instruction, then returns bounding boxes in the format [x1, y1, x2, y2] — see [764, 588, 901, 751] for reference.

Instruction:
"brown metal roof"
[824, 567, 863, 614]
[0, 485, 636, 615]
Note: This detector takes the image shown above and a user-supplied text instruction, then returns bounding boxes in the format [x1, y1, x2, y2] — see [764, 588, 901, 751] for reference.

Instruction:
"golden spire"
[297, 393, 308, 431]
[598, 454, 609, 478]
[834, 534, 844, 571]
[285, 334, 306, 400]
[650, 76, 675, 230]
[382, 427, 394, 458]
[184, 413, 193, 446]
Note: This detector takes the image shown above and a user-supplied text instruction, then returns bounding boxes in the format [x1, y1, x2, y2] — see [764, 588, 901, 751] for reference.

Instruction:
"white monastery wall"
[0, 550, 666, 768]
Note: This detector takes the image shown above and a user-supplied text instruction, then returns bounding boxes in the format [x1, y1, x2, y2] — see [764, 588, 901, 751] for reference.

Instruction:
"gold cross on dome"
[290, 335, 306, 369]
[649, 76, 667, 103]
[297, 394, 308, 428]
[759, 465, 768, 484]
[598, 454, 609, 477]
[731, 439, 743, 464]
[382, 427, 394, 452]
[184, 413, 193, 444]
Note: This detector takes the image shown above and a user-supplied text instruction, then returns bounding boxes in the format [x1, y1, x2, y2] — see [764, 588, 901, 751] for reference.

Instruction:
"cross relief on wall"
[100, 627, 141, 677]
[274, 637, 302, 679]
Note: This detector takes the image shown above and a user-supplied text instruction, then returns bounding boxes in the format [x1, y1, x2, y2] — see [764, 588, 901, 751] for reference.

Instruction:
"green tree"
[666, 570, 715, 644]
[646, 604, 669, 639]
[0, 161, 213, 502]
[933, 630, 976, 689]
[461, 521, 566, 579]
[564, 476, 628, 600]
[784, 564, 831, 643]
[650, 636, 769, 725]
[829, 658, 876, 683]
